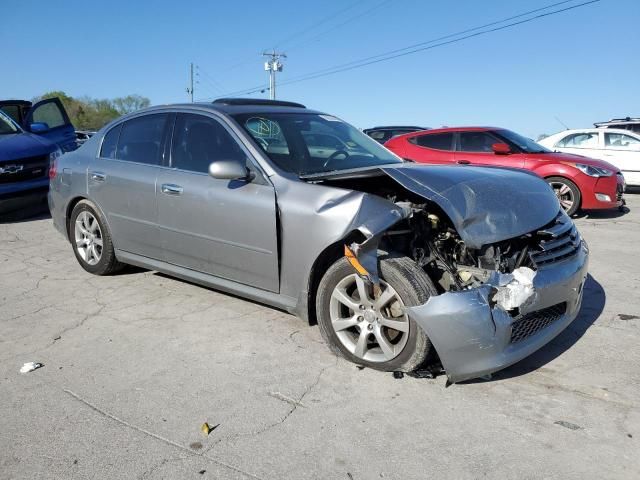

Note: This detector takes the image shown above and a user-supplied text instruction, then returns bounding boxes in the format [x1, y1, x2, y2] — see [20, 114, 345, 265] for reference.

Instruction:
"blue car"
[0, 110, 63, 215]
[0, 98, 77, 152]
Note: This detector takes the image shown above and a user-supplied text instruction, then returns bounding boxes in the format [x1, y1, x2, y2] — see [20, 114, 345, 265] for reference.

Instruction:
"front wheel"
[316, 255, 438, 372]
[547, 176, 581, 216]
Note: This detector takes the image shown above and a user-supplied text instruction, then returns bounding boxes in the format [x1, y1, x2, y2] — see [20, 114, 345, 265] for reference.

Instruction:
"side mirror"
[29, 122, 50, 133]
[208, 159, 251, 180]
[492, 142, 511, 155]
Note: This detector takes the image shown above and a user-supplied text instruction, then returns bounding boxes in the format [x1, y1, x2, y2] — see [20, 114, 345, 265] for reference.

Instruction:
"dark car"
[363, 126, 429, 144]
[0, 110, 61, 215]
[0, 98, 77, 152]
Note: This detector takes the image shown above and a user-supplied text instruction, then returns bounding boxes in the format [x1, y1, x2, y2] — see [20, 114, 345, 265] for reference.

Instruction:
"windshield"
[0, 110, 20, 135]
[232, 112, 403, 175]
[493, 129, 551, 153]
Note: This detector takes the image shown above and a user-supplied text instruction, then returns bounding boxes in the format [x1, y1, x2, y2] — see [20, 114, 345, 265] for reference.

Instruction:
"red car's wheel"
[547, 176, 581, 216]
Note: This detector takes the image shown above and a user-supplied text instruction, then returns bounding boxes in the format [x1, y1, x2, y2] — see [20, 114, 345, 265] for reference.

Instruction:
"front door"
[26, 98, 77, 152]
[157, 112, 279, 292]
[454, 131, 524, 168]
[88, 113, 170, 259]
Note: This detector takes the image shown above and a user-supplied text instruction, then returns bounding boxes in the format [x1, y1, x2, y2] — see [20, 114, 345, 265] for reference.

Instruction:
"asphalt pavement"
[1, 195, 638, 479]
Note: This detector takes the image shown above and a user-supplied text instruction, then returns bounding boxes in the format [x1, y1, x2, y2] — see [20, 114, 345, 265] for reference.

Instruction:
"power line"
[283, 0, 579, 84]
[278, 0, 601, 88]
[208, 0, 600, 99]
[274, 0, 365, 49]
[284, 0, 391, 52]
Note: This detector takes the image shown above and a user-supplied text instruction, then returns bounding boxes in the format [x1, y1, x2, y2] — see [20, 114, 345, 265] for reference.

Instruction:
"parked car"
[75, 130, 96, 147]
[0, 98, 77, 153]
[49, 99, 588, 383]
[363, 126, 428, 144]
[594, 117, 640, 135]
[538, 128, 640, 187]
[385, 127, 625, 216]
[0, 110, 61, 215]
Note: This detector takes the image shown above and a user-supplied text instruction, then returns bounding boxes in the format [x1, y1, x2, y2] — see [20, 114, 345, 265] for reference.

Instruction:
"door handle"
[457, 160, 471, 165]
[161, 184, 183, 195]
[90, 171, 106, 182]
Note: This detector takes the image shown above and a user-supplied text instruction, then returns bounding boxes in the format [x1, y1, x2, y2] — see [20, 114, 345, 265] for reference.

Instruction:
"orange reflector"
[344, 245, 369, 277]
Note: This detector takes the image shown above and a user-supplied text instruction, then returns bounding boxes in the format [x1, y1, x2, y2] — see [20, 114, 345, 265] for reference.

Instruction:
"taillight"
[48, 158, 58, 179]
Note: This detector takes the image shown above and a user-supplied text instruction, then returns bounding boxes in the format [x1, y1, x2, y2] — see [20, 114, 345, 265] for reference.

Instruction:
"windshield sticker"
[319, 115, 342, 122]
[246, 117, 281, 137]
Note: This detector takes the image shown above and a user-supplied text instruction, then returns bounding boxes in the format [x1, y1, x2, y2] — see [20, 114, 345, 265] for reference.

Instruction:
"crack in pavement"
[203, 357, 338, 455]
[63, 388, 266, 480]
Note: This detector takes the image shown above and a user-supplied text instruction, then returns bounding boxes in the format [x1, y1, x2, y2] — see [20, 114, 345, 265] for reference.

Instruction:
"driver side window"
[172, 114, 245, 173]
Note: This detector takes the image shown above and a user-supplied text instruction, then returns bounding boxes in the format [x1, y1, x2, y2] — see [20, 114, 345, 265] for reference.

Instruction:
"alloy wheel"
[550, 180, 575, 212]
[74, 211, 103, 266]
[329, 274, 409, 362]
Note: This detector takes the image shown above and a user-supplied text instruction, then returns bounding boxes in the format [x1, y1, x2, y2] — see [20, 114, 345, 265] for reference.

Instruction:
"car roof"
[131, 98, 323, 117]
[364, 126, 427, 131]
[403, 126, 502, 134]
[551, 128, 640, 135]
[595, 117, 640, 127]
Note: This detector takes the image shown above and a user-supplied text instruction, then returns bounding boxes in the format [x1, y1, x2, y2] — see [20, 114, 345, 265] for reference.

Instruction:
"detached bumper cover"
[407, 242, 589, 383]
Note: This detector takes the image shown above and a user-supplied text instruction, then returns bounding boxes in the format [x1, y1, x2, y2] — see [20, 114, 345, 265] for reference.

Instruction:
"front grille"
[510, 302, 567, 344]
[0, 155, 48, 184]
[529, 212, 581, 267]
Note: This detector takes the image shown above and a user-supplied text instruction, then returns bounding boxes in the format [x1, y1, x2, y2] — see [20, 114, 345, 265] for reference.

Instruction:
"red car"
[385, 127, 625, 216]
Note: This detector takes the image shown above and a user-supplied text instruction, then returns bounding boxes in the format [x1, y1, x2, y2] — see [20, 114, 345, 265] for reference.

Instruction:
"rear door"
[25, 98, 77, 152]
[88, 113, 170, 259]
[157, 112, 279, 292]
[603, 131, 640, 185]
[454, 131, 524, 168]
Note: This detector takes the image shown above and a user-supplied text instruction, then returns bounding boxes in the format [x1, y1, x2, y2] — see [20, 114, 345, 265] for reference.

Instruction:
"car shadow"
[460, 274, 605, 384]
[575, 207, 629, 220]
[0, 205, 50, 224]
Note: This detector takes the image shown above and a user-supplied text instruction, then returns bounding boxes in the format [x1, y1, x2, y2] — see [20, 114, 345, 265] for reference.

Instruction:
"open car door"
[25, 98, 77, 152]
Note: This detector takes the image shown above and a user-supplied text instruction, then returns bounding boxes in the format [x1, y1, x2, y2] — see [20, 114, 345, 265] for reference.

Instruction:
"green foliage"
[34, 91, 151, 131]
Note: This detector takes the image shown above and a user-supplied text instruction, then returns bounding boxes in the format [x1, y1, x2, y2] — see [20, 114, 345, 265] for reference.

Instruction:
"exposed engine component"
[380, 201, 538, 293]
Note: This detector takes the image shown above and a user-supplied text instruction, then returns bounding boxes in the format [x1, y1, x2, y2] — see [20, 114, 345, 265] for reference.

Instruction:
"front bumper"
[582, 173, 624, 210]
[407, 242, 589, 383]
[0, 177, 49, 215]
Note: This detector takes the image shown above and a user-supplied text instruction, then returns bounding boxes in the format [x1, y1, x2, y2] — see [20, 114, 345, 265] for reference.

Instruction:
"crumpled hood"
[0, 132, 54, 161]
[380, 164, 559, 248]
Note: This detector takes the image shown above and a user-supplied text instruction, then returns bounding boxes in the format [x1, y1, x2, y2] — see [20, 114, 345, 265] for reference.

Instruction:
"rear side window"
[100, 124, 121, 158]
[411, 133, 453, 150]
[458, 132, 499, 152]
[116, 114, 168, 165]
[605, 132, 640, 150]
[171, 113, 245, 173]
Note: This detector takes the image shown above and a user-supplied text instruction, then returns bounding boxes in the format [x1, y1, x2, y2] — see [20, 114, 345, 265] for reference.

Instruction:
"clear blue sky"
[2, 0, 638, 137]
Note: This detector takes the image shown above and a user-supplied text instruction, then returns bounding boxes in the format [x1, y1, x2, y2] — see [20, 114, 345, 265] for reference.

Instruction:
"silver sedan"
[49, 99, 588, 383]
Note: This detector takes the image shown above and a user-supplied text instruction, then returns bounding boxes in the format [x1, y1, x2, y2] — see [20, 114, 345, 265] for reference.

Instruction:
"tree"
[537, 133, 549, 141]
[112, 95, 150, 115]
[32, 91, 151, 131]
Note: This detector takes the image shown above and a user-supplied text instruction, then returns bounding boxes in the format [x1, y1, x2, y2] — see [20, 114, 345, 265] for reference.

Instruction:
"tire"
[546, 176, 581, 216]
[316, 255, 438, 372]
[69, 200, 124, 275]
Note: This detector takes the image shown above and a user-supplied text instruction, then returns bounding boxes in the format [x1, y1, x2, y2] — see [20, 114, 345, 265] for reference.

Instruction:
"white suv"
[539, 128, 640, 187]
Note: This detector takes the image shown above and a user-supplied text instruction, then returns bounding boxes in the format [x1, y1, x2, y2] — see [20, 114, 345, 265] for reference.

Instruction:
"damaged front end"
[310, 166, 589, 383]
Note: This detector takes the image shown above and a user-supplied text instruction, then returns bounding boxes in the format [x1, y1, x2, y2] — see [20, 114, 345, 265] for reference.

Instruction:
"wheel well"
[65, 196, 89, 240]
[306, 230, 366, 326]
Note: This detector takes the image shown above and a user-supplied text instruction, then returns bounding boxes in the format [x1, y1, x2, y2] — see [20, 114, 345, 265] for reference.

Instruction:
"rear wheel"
[547, 176, 581, 216]
[70, 200, 123, 275]
[316, 255, 437, 372]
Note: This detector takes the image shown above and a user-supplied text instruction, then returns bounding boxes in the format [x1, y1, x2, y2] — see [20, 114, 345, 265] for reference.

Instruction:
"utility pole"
[186, 62, 194, 102]
[262, 50, 286, 100]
